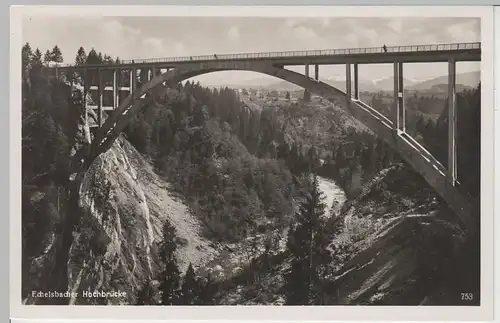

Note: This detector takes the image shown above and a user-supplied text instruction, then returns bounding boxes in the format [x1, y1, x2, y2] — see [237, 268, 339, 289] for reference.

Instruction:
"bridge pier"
[69, 70, 74, 94]
[353, 63, 359, 100]
[139, 68, 148, 86]
[147, 67, 153, 81]
[314, 64, 319, 81]
[392, 62, 405, 131]
[113, 69, 118, 110]
[98, 68, 103, 127]
[448, 58, 457, 186]
[304, 64, 311, 101]
[152, 66, 159, 77]
[131, 67, 137, 94]
[398, 62, 405, 131]
[346, 63, 351, 107]
[83, 67, 88, 126]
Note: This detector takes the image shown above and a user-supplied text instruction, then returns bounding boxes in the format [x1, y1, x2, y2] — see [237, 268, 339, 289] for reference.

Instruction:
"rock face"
[67, 136, 216, 305]
[326, 165, 475, 305]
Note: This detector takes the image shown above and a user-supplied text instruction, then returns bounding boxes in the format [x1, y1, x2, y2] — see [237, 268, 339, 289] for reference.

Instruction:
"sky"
[22, 16, 481, 86]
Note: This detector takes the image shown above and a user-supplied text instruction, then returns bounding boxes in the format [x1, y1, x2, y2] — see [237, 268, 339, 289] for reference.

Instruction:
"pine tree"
[416, 115, 426, 137]
[284, 175, 329, 305]
[158, 221, 182, 305]
[199, 273, 216, 305]
[21, 43, 33, 72]
[374, 139, 385, 170]
[29, 48, 43, 80]
[103, 54, 113, 64]
[334, 144, 345, 170]
[22, 43, 34, 86]
[159, 261, 181, 305]
[86, 48, 100, 64]
[75, 46, 87, 66]
[179, 263, 201, 304]
[360, 144, 375, 179]
[51, 45, 63, 63]
[136, 281, 157, 305]
[43, 49, 52, 65]
[423, 118, 436, 148]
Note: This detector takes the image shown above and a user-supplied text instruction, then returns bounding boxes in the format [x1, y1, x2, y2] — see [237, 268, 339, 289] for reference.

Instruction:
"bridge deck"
[49, 42, 480, 71]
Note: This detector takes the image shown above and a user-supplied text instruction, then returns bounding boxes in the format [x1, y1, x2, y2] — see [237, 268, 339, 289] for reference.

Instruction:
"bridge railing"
[50, 42, 480, 68]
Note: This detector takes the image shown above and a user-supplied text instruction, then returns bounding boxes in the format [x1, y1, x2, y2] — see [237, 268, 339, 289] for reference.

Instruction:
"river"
[317, 176, 346, 218]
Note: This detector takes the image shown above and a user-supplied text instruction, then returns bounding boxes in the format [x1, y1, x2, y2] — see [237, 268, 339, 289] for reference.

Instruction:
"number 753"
[461, 293, 473, 300]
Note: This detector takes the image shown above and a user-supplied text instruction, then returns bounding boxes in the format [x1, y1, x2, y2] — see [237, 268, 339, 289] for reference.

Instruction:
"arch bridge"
[45, 42, 481, 232]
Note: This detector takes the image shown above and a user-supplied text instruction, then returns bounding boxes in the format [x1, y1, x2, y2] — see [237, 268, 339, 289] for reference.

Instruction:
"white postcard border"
[10, 5, 495, 321]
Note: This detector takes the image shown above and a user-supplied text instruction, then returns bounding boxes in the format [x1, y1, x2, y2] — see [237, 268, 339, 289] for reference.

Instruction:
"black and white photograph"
[11, 5, 495, 320]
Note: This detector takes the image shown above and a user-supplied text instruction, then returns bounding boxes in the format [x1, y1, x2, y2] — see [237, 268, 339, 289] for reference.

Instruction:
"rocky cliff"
[65, 135, 217, 304]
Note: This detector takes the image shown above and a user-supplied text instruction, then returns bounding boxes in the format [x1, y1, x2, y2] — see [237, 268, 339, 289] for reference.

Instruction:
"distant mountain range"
[407, 71, 480, 91]
[216, 71, 480, 94]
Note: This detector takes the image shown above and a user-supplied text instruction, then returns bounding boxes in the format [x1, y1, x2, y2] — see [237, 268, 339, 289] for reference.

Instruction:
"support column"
[149, 67, 155, 81]
[448, 58, 457, 186]
[346, 63, 351, 107]
[83, 67, 88, 125]
[353, 64, 359, 100]
[129, 68, 134, 95]
[397, 62, 405, 132]
[314, 64, 319, 81]
[304, 64, 310, 101]
[131, 67, 137, 95]
[69, 70, 74, 93]
[113, 69, 118, 110]
[393, 62, 399, 129]
[133, 68, 138, 93]
[140, 68, 148, 85]
[98, 68, 103, 127]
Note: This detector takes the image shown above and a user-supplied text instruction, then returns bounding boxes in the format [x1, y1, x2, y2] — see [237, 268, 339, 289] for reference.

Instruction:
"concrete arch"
[79, 60, 474, 230]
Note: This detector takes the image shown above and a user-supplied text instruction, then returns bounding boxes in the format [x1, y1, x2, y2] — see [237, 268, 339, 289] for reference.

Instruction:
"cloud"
[285, 18, 304, 28]
[445, 22, 480, 42]
[344, 34, 360, 47]
[143, 37, 164, 51]
[227, 26, 240, 41]
[320, 18, 331, 28]
[292, 26, 318, 40]
[102, 20, 141, 42]
[388, 19, 403, 33]
[173, 42, 187, 56]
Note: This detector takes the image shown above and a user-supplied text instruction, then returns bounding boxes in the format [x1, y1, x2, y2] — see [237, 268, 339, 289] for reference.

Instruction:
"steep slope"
[66, 136, 217, 304]
[325, 165, 476, 305]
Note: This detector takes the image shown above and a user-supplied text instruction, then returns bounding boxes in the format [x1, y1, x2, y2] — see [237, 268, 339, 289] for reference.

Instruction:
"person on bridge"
[382, 44, 387, 53]
[214, 54, 218, 59]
